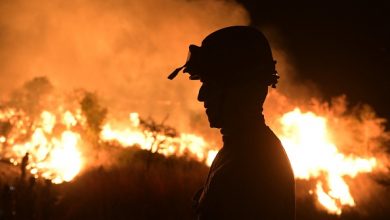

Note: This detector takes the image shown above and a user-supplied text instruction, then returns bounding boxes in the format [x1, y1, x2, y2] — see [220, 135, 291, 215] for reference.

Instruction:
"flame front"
[278, 108, 377, 214]
[0, 101, 383, 215]
[1, 109, 83, 184]
[100, 108, 380, 215]
[100, 113, 214, 164]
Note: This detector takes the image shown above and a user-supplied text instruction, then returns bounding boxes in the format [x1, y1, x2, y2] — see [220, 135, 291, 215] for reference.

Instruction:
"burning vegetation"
[0, 0, 387, 219]
[1, 76, 389, 219]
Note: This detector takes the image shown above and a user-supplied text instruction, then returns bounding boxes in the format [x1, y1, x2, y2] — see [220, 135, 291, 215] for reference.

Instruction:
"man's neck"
[220, 113, 266, 136]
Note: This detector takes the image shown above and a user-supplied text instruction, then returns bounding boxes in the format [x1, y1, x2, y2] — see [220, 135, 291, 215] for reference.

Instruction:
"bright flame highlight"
[278, 108, 377, 214]
[0, 104, 382, 215]
[1, 109, 83, 184]
[100, 113, 213, 162]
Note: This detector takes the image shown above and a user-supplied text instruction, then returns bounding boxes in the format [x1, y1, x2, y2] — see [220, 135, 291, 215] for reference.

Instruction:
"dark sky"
[238, 1, 390, 122]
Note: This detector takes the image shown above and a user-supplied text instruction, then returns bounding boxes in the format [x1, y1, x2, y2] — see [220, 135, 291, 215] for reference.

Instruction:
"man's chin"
[206, 111, 222, 128]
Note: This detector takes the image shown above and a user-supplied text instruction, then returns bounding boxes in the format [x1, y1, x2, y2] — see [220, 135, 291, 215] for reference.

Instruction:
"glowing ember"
[278, 108, 377, 214]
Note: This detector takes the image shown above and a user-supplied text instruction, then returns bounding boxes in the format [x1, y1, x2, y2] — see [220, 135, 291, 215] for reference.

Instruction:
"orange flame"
[100, 113, 215, 163]
[0, 104, 383, 215]
[278, 108, 377, 214]
[100, 108, 380, 215]
[1, 109, 83, 184]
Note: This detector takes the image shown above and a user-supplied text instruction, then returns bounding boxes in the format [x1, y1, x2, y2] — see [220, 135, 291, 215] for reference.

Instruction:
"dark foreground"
[1, 145, 389, 220]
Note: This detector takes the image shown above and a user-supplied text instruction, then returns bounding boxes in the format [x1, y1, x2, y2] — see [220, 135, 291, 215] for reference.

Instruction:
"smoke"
[0, 0, 249, 132]
[2, 1, 390, 216]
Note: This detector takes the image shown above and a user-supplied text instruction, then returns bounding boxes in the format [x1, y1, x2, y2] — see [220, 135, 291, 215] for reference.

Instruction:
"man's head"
[169, 26, 278, 128]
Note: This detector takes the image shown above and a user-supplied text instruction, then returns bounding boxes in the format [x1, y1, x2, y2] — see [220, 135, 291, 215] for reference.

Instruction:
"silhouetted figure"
[20, 153, 29, 181]
[169, 26, 295, 219]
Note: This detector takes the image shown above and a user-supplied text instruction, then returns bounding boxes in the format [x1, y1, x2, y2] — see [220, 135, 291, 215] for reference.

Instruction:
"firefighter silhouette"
[169, 26, 295, 219]
[20, 152, 29, 181]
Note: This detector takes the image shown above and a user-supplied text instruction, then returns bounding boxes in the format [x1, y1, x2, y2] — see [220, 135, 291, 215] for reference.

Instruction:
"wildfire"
[277, 108, 377, 214]
[0, 97, 384, 215]
[100, 112, 215, 164]
[0, 109, 84, 184]
[0, 109, 216, 183]
[100, 107, 380, 214]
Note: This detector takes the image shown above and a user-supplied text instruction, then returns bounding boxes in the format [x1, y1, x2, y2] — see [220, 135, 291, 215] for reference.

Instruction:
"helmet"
[168, 26, 279, 87]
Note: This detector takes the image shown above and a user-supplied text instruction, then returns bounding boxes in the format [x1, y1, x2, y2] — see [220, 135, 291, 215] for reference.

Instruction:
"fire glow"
[0, 109, 83, 184]
[101, 112, 215, 165]
[278, 108, 377, 215]
[0, 101, 383, 215]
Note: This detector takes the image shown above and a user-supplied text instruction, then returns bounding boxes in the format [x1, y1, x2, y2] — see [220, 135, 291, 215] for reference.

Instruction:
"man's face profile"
[168, 26, 279, 129]
[197, 81, 225, 128]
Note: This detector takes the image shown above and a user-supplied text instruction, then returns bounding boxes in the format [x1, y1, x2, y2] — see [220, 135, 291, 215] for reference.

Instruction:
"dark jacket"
[194, 120, 295, 220]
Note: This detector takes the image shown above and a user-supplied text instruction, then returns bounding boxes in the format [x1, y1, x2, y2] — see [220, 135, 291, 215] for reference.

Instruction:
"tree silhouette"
[80, 92, 107, 138]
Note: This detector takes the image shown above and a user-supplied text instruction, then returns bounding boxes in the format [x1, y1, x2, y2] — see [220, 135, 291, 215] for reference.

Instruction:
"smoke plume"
[0, 0, 249, 132]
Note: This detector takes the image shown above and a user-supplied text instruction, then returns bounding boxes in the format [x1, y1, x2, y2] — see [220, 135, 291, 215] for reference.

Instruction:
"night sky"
[238, 1, 390, 122]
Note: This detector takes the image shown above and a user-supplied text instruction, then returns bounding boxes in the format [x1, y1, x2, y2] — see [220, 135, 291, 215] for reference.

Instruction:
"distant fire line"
[0, 106, 381, 215]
